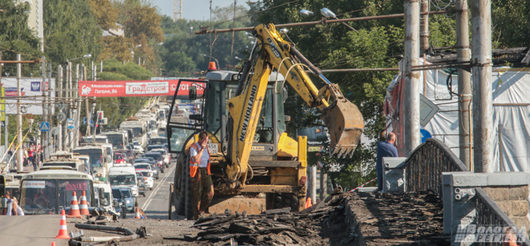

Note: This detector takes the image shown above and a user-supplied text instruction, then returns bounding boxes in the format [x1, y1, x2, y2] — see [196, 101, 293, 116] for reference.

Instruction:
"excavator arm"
[226, 23, 364, 187]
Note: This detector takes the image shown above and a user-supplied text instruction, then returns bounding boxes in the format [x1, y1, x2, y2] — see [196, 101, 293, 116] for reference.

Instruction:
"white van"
[93, 182, 115, 213]
[108, 164, 138, 197]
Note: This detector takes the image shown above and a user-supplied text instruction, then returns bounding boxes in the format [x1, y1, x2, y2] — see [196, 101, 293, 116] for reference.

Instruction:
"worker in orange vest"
[189, 131, 214, 219]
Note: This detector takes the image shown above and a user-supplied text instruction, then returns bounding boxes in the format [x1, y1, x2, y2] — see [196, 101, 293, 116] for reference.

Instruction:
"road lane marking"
[141, 164, 175, 211]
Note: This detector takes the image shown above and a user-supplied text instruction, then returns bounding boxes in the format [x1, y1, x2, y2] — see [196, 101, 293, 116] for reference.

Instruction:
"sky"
[150, 0, 248, 21]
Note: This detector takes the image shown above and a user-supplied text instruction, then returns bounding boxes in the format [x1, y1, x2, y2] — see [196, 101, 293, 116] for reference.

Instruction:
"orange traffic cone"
[56, 209, 70, 239]
[79, 191, 90, 216]
[305, 197, 312, 209]
[67, 191, 81, 218]
[135, 207, 142, 219]
[51, 242, 56, 246]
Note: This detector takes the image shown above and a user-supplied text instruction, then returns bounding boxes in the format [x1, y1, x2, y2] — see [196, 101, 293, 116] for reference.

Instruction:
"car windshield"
[109, 175, 136, 185]
[73, 149, 103, 167]
[112, 189, 121, 199]
[134, 158, 152, 164]
[134, 164, 150, 169]
[143, 153, 161, 161]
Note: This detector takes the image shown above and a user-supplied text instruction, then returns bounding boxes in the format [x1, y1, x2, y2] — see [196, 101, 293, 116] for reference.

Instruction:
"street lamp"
[320, 7, 357, 32]
[68, 54, 92, 62]
[299, 9, 314, 16]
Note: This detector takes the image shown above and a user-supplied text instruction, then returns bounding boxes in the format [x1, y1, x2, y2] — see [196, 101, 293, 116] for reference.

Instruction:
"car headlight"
[126, 200, 131, 204]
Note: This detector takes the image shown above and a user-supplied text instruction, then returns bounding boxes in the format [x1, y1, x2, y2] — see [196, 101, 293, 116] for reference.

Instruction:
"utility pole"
[47, 62, 52, 157]
[41, 56, 47, 161]
[471, 0, 493, 173]
[403, 0, 421, 155]
[16, 54, 23, 172]
[74, 64, 82, 147]
[457, 0, 473, 170]
[420, 0, 430, 53]
[57, 65, 63, 152]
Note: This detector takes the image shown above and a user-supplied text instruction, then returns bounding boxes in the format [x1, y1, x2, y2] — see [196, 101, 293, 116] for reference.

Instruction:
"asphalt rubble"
[66, 191, 448, 245]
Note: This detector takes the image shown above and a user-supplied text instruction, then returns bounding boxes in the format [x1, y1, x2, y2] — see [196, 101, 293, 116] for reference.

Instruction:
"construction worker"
[189, 131, 214, 219]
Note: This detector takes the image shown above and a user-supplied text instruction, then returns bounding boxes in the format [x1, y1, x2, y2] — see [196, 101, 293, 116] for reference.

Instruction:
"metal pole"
[16, 54, 23, 172]
[420, 0, 430, 52]
[456, 0, 473, 170]
[404, 0, 421, 155]
[4, 116, 7, 156]
[47, 62, 52, 158]
[471, 0, 493, 173]
[310, 165, 316, 205]
[72, 63, 79, 149]
[41, 57, 47, 161]
[57, 65, 63, 152]
[74, 65, 83, 147]
[63, 62, 70, 151]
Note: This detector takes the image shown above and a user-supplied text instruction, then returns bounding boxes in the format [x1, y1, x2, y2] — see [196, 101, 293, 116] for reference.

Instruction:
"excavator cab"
[168, 71, 288, 157]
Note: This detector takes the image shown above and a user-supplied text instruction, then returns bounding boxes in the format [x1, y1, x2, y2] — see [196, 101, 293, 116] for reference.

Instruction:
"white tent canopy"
[385, 64, 530, 172]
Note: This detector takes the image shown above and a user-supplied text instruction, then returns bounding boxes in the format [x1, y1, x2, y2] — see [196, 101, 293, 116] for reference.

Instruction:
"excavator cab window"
[167, 79, 207, 153]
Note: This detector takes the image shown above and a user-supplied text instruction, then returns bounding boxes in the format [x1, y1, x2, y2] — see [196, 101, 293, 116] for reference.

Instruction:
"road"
[136, 163, 175, 220]
[0, 215, 69, 246]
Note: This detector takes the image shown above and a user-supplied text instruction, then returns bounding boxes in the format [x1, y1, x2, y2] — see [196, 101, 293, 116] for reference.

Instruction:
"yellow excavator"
[167, 24, 364, 219]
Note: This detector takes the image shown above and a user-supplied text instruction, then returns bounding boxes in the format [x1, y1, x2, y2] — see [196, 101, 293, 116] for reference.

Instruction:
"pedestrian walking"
[376, 131, 398, 191]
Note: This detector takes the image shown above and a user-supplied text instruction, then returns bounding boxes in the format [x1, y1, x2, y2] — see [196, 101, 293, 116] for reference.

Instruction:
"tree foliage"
[44, 0, 102, 65]
[0, 1, 42, 75]
[157, 5, 252, 76]
[247, 0, 530, 190]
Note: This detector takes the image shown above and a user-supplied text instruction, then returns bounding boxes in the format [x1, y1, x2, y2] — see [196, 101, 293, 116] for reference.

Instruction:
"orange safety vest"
[189, 142, 211, 178]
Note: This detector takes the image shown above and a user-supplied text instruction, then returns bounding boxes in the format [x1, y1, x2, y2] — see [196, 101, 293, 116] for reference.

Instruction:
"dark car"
[146, 144, 165, 152]
[112, 187, 135, 213]
[142, 152, 164, 172]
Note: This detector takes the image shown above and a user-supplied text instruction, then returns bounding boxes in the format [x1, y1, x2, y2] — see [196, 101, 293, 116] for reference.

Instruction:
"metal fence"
[475, 188, 530, 245]
[404, 138, 528, 245]
[404, 138, 468, 195]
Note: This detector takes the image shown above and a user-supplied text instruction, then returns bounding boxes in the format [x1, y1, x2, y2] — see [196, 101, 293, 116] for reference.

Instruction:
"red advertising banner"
[78, 79, 205, 97]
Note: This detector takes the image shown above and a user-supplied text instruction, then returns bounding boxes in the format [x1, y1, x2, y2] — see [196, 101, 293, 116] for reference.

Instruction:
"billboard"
[78, 79, 205, 98]
[1, 77, 55, 115]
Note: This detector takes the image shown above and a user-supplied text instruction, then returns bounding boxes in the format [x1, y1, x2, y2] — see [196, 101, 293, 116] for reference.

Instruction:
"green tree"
[44, 0, 102, 65]
[0, 1, 42, 75]
[157, 5, 252, 77]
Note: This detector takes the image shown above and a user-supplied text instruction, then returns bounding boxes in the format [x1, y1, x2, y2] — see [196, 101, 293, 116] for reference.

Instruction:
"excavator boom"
[254, 23, 364, 158]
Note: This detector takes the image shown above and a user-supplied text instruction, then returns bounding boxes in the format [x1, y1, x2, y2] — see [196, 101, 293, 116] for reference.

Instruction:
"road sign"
[40, 121, 50, 132]
[67, 118, 75, 130]
[57, 112, 66, 122]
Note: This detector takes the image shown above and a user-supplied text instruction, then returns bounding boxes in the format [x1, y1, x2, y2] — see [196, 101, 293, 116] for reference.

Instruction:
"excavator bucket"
[321, 84, 365, 158]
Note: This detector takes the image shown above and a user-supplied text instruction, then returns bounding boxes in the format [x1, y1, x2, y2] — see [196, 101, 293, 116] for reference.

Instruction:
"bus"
[19, 169, 94, 215]
[73, 145, 111, 180]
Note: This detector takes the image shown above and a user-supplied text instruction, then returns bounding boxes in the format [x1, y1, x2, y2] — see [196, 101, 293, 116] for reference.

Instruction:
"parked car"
[112, 187, 135, 213]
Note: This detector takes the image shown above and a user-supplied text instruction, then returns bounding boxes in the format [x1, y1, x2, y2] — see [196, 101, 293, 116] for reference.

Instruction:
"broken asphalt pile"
[181, 191, 449, 245]
[181, 192, 354, 245]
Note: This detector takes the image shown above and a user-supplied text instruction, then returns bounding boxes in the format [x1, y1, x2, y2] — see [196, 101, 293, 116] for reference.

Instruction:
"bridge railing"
[404, 138, 468, 195]
[404, 139, 528, 245]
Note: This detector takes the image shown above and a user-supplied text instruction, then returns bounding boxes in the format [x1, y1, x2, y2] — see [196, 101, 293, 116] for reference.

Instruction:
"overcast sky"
[150, 0, 248, 21]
